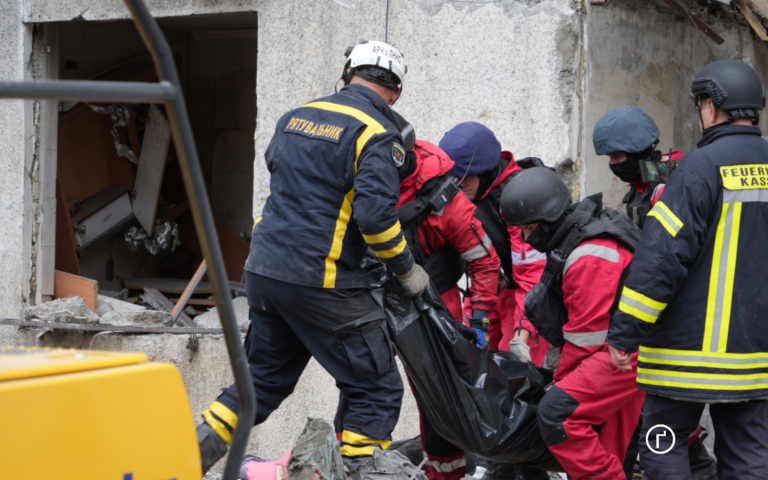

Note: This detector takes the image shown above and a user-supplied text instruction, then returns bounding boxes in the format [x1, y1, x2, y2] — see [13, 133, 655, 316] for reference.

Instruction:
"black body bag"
[373, 278, 563, 471]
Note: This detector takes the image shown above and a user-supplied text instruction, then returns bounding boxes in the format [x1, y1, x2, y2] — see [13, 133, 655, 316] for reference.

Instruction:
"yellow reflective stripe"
[373, 237, 407, 259]
[617, 287, 667, 323]
[302, 102, 387, 288]
[703, 202, 742, 353]
[363, 221, 402, 245]
[618, 302, 658, 324]
[720, 202, 741, 352]
[252, 216, 262, 230]
[324, 190, 354, 288]
[622, 287, 667, 311]
[640, 345, 768, 359]
[638, 367, 768, 391]
[647, 201, 684, 237]
[340, 430, 392, 457]
[202, 401, 238, 446]
[639, 355, 768, 370]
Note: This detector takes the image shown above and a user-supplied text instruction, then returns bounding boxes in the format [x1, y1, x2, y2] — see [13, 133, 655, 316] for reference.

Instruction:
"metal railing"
[0, 1, 257, 479]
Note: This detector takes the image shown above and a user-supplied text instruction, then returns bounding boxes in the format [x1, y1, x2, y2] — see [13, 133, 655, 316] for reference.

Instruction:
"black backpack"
[398, 175, 468, 295]
[523, 203, 640, 347]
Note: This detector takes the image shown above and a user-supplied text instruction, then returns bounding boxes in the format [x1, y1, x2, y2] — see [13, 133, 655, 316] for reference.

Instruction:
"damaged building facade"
[0, 0, 768, 462]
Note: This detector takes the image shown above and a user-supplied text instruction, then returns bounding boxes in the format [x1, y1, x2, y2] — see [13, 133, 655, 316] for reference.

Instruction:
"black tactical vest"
[523, 199, 640, 347]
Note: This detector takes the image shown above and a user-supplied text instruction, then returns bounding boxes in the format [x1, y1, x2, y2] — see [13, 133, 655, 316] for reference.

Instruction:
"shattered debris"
[97, 294, 146, 316]
[24, 297, 100, 325]
[288, 418, 347, 480]
[100, 310, 174, 327]
[194, 296, 250, 330]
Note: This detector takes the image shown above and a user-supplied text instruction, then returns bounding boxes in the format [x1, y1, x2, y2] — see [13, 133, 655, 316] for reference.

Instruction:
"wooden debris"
[54, 270, 98, 312]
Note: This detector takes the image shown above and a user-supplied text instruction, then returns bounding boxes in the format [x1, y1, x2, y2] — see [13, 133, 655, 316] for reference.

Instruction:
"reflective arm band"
[340, 430, 392, 457]
[362, 221, 403, 245]
[618, 286, 668, 324]
[647, 201, 684, 237]
[373, 237, 408, 259]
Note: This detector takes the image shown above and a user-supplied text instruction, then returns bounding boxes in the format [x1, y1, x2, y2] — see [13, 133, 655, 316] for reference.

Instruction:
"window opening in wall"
[52, 13, 256, 322]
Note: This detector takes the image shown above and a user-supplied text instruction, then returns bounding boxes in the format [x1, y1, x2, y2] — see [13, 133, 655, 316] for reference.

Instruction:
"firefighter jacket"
[398, 140, 500, 313]
[246, 84, 414, 289]
[608, 125, 768, 401]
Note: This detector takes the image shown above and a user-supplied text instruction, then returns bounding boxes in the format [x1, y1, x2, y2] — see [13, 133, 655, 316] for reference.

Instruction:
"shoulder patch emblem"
[392, 143, 406, 167]
[284, 116, 346, 143]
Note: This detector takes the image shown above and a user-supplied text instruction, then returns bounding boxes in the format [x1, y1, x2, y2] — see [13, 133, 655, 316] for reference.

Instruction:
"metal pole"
[121, 2, 256, 479]
[0, 80, 175, 103]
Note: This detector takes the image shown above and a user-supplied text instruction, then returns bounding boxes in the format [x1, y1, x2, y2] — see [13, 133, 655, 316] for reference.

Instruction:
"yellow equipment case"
[0, 346, 202, 479]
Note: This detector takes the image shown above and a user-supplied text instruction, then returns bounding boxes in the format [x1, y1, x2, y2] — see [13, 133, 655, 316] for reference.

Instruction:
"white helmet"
[343, 41, 407, 90]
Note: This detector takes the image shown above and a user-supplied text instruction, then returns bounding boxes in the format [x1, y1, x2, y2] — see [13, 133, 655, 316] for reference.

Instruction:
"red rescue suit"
[471, 152, 521, 349]
[503, 227, 550, 366]
[398, 140, 500, 321]
[537, 237, 645, 480]
[399, 140, 500, 480]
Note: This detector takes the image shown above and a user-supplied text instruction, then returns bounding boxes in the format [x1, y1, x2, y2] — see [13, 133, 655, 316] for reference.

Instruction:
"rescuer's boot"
[197, 421, 229, 474]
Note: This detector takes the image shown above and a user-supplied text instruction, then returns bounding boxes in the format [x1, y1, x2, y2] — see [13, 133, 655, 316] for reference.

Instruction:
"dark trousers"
[216, 272, 403, 444]
[640, 394, 768, 480]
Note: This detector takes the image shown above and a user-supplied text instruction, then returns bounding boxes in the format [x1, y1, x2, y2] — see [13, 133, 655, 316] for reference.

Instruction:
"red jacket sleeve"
[508, 226, 547, 334]
[557, 237, 633, 380]
[420, 192, 500, 313]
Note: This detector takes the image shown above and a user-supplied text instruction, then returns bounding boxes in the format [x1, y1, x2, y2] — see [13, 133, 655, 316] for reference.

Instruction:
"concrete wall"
[253, 0, 583, 212]
[0, 0, 30, 318]
[583, 0, 768, 209]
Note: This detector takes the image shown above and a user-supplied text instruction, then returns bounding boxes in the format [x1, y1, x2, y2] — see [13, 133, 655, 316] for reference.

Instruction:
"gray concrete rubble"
[23, 297, 100, 325]
[194, 296, 251, 330]
[100, 310, 175, 327]
[97, 294, 146, 316]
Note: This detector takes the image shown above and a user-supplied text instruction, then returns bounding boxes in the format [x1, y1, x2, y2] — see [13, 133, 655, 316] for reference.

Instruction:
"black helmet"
[501, 167, 571, 226]
[691, 60, 765, 123]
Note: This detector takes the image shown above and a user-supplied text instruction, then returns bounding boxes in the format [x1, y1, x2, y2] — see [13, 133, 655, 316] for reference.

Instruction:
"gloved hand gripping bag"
[372, 279, 562, 471]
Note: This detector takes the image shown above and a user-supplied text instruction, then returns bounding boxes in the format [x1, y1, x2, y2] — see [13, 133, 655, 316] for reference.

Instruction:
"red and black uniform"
[399, 140, 500, 480]
[469, 152, 549, 360]
[398, 140, 500, 321]
[533, 198, 645, 480]
[504, 227, 549, 365]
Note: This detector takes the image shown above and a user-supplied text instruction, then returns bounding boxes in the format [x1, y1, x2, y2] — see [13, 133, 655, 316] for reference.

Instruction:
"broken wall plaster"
[583, 0, 768, 209]
[24, 25, 43, 307]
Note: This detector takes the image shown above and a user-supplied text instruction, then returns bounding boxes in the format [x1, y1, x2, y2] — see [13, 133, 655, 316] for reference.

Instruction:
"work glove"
[398, 263, 430, 297]
[468, 310, 491, 351]
[509, 338, 532, 363]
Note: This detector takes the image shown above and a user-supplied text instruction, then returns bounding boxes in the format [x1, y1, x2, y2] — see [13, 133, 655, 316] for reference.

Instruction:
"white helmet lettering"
[346, 41, 406, 87]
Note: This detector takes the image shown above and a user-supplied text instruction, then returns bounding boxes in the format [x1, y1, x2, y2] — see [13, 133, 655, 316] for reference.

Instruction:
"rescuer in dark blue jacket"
[195, 41, 429, 477]
[608, 60, 768, 480]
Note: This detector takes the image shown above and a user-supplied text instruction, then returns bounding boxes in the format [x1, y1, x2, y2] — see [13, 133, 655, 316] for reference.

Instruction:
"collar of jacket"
[696, 124, 762, 149]
[339, 84, 396, 123]
[397, 139, 456, 207]
[477, 151, 521, 202]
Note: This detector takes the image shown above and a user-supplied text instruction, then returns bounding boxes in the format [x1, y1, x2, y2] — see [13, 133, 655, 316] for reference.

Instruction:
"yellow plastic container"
[0, 346, 202, 479]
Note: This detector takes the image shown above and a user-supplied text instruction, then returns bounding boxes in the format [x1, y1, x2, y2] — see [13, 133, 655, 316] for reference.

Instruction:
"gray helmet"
[501, 167, 571, 226]
[691, 60, 765, 123]
[593, 106, 660, 156]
